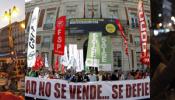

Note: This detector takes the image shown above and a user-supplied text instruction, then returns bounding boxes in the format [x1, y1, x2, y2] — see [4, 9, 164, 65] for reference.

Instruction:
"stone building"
[0, 20, 25, 67]
[25, 0, 151, 71]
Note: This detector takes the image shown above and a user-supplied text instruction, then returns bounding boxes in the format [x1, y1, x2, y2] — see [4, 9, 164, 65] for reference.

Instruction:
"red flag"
[54, 16, 66, 55]
[33, 55, 43, 70]
[61, 64, 65, 74]
[55, 56, 59, 72]
[138, 0, 149, 65]
[115, 19, 128, 56]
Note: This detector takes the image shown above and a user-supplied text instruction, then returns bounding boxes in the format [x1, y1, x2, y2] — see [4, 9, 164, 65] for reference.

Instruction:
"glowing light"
[2, 6, 19, 21]
[12, 6, 19, 17]
[171, 16, 175, 21]
[165, 29, 170, 33]
[158, 23, 162, 27]
[168, 23, 172, 27]
[158, 13, 162, 17]
[154, 30, 159, 36]
[20, 23, 25, 29]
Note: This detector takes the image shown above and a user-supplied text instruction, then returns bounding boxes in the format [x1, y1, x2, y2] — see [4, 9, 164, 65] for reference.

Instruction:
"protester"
[151, 32, 175, 100]
[28, 68, 38, 77]
[26, 67, 149, 81]
[111, 70, 119, 81]
[88, 71, 97, 82]
[97, 71, 103, 81]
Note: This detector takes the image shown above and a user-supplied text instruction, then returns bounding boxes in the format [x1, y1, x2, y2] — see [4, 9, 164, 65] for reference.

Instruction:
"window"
[107, 5, 118, 18]
[65, 5, 77, 18]
[136, 52, 144, 69]
[38, 9, 45, 28]
[146, 15, 151, 28]
[130, 34, 133, 43]
[42, 36, 50, 48]
[86, 2, 100, 18]
[43, 12, 55, 30]
[130, 13, 138, 28]
[134, 36, 140, 46]
[113, 51, 122, 68]
[36, 35, 41, 44]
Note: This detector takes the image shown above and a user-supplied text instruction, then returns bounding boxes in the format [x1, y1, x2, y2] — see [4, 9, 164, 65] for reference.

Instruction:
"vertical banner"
[115, 19, 128, 56]
[138, 0, 149, 65]
[85, 32, 102, 68]
[44, 53, 49, 68]
[60, 46, 69, 66]
[54, 16, 66, 55]
[99, 36, 113, 71]
[76, 49, 84, 72]
[67, 44, 77, 69]
[27, 7, 39, 67]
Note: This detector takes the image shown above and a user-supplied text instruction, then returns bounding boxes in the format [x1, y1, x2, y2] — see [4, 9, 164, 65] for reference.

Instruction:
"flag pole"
[127, 53, 131, 70]
[91, 0, 94, 18]
[84, 0, 86, 18]
[100, 0, 102, 18]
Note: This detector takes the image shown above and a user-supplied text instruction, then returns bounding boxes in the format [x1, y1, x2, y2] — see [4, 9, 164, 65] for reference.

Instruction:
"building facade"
[25, 0, 150, 71]
[0, 21, 26, 67]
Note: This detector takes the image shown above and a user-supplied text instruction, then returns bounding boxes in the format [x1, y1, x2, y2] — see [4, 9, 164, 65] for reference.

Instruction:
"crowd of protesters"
[151, 31, 175, 100]
[26, 67, 150, 82]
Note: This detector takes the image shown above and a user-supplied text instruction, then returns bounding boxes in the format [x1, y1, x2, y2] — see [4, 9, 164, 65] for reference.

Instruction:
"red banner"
[138, 1, 149, 65]
[115, 19, 128, 56]
[54, 16, 66, 55]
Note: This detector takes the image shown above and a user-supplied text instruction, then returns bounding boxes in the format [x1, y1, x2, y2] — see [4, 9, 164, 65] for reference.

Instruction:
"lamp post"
[4, 6, 18, 51]
[4, 6, 18, 84]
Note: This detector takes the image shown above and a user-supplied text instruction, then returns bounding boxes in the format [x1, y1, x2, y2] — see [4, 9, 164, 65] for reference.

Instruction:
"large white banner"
[25, 77, 150, 100]
[27, 7, 39, 67]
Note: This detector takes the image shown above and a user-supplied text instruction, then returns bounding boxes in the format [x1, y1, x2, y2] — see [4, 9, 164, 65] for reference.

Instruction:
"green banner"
[99, 36, 113, 71]
[85, 32, 102, 67]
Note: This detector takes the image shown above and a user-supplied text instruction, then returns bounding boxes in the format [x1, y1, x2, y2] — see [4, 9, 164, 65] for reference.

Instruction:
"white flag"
[27, 7, 39, 67]
[67, 44, 77, 69]
[45, 53, 49, 68]
[60, 46, 69, 66]
[76, 49, 84, 72]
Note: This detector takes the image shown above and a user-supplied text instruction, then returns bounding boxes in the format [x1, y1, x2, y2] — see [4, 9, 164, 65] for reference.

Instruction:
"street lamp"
[3, 6, 19, 54]
[3, 6, 19, 75]
[20, 22, 25, 29]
